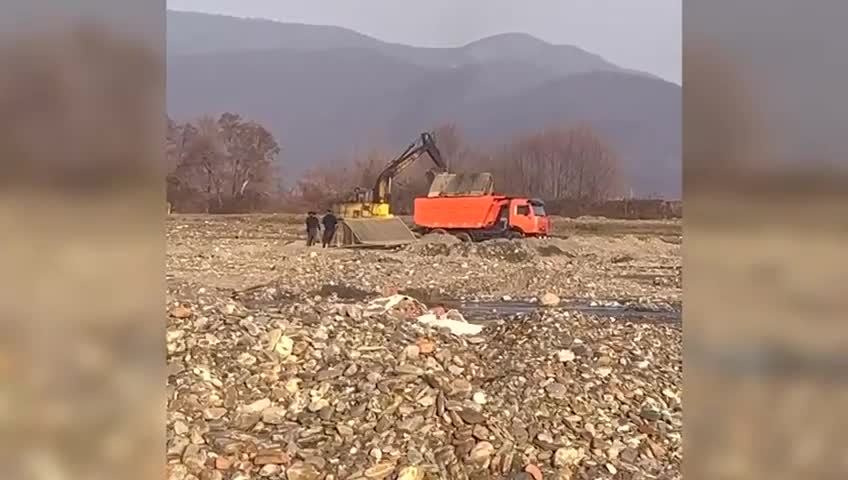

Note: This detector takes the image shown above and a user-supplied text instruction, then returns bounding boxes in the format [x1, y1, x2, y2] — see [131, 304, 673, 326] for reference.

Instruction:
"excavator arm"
[373, 132, 447, 205]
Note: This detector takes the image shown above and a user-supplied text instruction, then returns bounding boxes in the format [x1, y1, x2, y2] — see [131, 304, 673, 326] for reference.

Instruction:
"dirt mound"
[526, 236, 679, 261]
[464, 239, 537, 263]
[405, 238, 537, 263]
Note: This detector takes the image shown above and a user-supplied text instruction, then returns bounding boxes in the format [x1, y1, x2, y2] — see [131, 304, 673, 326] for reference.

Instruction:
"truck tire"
[454, 232, 473, 243]
[431, 228, 448, 235]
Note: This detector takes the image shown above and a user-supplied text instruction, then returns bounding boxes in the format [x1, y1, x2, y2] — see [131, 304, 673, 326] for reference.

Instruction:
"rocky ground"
[167, 214, 682, 480]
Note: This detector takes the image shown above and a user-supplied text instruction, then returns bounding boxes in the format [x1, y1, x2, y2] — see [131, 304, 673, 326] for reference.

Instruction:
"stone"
[640, 406, 662, 421]
[215, 456, 233, 470]
[553, 468, 572, 480]
[397, 466, 424, 480]
[396, 364, 424, 376]
[261, 407, 287, 425]
[397, 415, 425, 433]
[404, 344, 421, 360]
[554, 448, 584, 467]
[168, 436, 190, 457]
[536, 432, 559, 450]
[284, 378, 300, 393]
[274, 335, 294, 359]
[556, 349, 576, 362]
[172, 306, 192, 318]
[259, 464, 281, 476]
[232, 412, 261, 430]
[472, 392, 488, 405]
[200, 471, 224, 480]
[203, 408, 227, 420]
[417, 338, 435, 354]
[237, 352, 257, 366]
[254, 448, 289, 465]
[458, 408, 486, 425]
[540, 293, 561, 306]
[286, 462, 321, 480]
[524, 464, 543, 480]
[308, 398, 330, 413]
[337, 424, 354, 437]
[242, 398, 272, 413]
[469, 441, 495, 465]
[173, 420, 189, 435]
[620, 447, 639, 464]
[472, 425, 490, 440]
[364, 463, 395, 479]
[168, 464, 189, 480]
[449, 379, 473, 397]
[182, 445, 207, 472]
[545, 382, 568, 400]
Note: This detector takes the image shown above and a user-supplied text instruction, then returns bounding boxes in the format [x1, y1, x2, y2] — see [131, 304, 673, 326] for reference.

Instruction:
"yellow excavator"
[332, 132, 448, 247]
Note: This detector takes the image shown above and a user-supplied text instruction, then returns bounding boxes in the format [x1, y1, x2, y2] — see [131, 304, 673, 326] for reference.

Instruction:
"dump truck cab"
[506, 198, 550, 237]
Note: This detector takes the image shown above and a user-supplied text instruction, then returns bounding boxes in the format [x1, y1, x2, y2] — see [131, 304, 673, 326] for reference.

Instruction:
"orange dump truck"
[413, 195, 550, 242]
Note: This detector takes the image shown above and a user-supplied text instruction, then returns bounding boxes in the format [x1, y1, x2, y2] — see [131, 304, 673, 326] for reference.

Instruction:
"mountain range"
[167, 10, 681, 198]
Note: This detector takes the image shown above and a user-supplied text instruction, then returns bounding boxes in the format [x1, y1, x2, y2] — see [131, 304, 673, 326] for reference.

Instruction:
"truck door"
[510, 200, 534, 234]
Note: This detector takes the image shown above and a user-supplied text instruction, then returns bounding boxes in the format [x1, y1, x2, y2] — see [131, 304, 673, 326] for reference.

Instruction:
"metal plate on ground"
[339, 217, 416, 247]
[428, 172, 495, 197]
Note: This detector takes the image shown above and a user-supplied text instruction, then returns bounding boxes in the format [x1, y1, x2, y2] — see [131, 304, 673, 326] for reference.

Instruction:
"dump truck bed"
[414, 195, 506, 229]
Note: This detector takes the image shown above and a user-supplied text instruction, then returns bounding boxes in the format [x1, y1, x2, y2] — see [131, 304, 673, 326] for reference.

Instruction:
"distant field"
[168, 213, 682, 241]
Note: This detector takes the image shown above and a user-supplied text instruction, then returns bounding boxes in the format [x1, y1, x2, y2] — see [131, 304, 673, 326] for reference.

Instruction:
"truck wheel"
[431, 229, 448, 235]
[454, 232, 473, 243]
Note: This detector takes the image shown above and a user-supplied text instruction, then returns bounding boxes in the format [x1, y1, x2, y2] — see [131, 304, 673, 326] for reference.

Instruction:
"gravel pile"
[404, 238, 536, 263]
[166, 290, 681, 480]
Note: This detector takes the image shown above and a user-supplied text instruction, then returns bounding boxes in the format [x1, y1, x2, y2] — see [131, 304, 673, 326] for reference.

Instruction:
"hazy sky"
[168, 0, 682, 84]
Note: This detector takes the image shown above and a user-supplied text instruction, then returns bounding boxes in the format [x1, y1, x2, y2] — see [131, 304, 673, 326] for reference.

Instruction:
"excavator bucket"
[427, 172, 495, 197]
[335, 217, 417, 247]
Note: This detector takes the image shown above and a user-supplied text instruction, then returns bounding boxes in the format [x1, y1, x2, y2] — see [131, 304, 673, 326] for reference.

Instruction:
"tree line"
[167, 113, 623, 213]
[167, 113, 281, 212]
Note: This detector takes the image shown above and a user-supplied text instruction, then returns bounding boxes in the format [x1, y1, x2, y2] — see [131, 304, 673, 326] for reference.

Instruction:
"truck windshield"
[530, 203, 546, 216]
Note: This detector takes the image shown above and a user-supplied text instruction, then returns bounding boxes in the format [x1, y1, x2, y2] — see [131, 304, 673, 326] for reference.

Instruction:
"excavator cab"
[332, 188, 389, 219]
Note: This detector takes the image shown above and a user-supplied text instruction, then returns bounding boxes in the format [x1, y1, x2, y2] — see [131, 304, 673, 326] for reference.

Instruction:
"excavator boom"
[373, 132, 447, 205]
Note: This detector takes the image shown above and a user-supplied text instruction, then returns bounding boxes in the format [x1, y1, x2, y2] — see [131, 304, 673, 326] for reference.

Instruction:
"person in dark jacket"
[305, 211, 320, 246]
[321, 209, 338, 248]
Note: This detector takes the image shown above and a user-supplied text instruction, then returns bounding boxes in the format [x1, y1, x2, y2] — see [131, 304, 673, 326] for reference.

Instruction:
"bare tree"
[492, 125, 622, 202]
[166, 112, 281, 212]
[217, 112, 280, 202]
[297, 162, 359, 207]
[431, 123, 473, 171]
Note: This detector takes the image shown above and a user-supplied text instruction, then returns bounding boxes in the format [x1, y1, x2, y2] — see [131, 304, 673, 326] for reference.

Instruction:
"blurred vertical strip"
[0, 1, 164, 480]
[685, 0, 848, 479]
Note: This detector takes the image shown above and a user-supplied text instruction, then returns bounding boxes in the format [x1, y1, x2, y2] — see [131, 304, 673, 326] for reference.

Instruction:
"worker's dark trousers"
[306, 228, 318, 246]
[322, 228, 336, 248]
